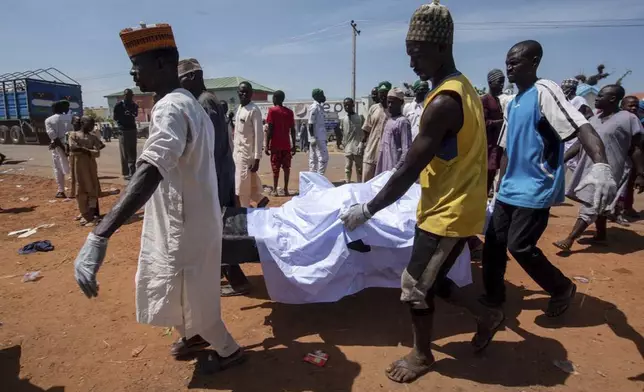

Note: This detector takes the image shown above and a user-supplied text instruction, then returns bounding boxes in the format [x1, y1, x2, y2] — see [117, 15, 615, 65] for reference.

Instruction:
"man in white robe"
[308, 88, 329, 175]
[45, 100, 71, 198]
[234, 81, 267, 207]
[72, 22, 244, 371]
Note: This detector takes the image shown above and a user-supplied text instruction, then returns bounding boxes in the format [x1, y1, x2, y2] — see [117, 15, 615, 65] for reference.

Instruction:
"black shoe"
[55, 192, 66, 199]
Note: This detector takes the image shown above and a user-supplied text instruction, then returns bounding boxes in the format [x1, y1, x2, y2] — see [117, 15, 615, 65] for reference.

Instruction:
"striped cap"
[120, 22, 177, 58]
[406, 0, 453, 45]
[487, 69, 505, 84]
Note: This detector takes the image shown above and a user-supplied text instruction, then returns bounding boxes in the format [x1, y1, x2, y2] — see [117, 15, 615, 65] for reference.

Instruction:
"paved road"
[0, 140, 349, 188]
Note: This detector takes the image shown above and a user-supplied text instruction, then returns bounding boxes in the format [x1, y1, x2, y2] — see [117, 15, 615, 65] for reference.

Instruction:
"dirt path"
[1, 171, 643, 392]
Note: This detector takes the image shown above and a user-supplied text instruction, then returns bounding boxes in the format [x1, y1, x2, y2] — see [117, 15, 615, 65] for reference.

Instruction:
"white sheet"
[247, 171, 486, 304]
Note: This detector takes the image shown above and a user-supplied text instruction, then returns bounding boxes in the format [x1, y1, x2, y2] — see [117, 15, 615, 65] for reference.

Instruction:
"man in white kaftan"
[234, 82, 265, 207]
[133, 88, 239, 358]
[73, 22, 243, 368]
[308, 88, 329, 175]
[45, 101, 71, 198]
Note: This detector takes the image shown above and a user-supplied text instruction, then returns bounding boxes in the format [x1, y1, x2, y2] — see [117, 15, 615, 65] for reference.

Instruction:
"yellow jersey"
[416, 73, 487, 237]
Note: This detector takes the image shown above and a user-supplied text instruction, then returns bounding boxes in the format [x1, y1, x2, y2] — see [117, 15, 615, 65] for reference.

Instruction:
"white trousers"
[51, 147, 70, 193]
[308, 137, 328, 175]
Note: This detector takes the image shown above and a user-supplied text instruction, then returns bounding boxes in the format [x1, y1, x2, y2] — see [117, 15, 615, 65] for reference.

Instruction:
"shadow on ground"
[565, 227, 644, 256]
[198, 262, 643, 389]
[0, 345, 64, 391]
[188, 342, 361, 391]
[0, 206, 36, 214]
[2, 160, 28, 165]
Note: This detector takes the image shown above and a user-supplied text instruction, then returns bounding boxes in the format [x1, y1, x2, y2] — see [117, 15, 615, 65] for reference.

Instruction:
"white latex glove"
[74, 232, 108, 298]
[574, 163, 617, 213]
[340, 203, 373, 231]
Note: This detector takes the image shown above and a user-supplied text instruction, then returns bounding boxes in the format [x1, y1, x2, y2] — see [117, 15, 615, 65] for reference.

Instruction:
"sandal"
[221, 284, 250, 297]
[546, 283, 577, 318]
[195, 348, 247, 375]
[471, 308, 505, 352]
[170, 335, 209, 358]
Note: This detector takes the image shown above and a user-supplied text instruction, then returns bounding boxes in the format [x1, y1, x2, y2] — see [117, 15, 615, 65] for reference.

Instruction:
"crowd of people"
[4, 0, 637, 385]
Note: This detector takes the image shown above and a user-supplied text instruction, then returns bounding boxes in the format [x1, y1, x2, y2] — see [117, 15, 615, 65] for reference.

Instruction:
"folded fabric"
[18, 240, 54, 255]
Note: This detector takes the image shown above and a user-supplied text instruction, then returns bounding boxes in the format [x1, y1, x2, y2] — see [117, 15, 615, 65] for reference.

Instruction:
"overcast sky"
[2, 0, 643, 106]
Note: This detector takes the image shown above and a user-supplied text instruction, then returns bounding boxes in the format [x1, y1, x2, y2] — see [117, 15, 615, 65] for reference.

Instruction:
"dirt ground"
[1, 157, 643, 391]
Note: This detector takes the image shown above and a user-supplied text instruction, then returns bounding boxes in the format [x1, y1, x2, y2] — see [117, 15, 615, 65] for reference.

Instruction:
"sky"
[2, 0, 643, 107]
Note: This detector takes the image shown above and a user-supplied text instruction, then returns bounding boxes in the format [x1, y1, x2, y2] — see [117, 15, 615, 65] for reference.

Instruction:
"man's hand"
[340, 203, 373, 231]
[265, 146, 271, 156]
[574, 163, 617, 212]
[635, 173, 644, 194]
[291, 146, 297, 156]
[357, 142, 365, 156]
[74, 232, 108, 298]
[250, 159, 260, 173]
[310, 136, 318, 148]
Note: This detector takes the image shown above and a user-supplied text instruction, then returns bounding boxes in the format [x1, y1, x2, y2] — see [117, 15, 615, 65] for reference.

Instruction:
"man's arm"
[308, 106, 317, 139]
[496, 150, 508, 192]
[367, 93, 463, 215]
[575, 125, 608, 164]
[93, 162, 162, 238]
[631, 133, 644, 175]
[290, 126, 297, 152]
[113, 103, 123, 123]
[537, 81, 608, 164]
[362, 110, 373, 143]
[266, 124, 273, 155]
[564, 140, 581, 163]
[252, 108, 263, 160]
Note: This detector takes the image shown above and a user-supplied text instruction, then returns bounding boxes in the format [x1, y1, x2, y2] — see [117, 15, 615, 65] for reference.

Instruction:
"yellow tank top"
[416, 74, 487, 237]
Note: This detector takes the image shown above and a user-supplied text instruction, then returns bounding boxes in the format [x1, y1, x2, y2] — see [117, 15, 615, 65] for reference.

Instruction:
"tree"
[84, 108, 97, 120]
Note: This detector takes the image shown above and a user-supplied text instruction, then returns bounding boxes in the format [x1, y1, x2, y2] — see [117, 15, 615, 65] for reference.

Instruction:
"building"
[83, 106, 109, 120]
[576, 84, 600, 108]
[104, 76, 275, 123]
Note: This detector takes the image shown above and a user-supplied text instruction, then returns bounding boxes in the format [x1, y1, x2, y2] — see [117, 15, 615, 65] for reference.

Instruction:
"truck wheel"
[0, 125, 11, 144]
[10, 126, 25, 144]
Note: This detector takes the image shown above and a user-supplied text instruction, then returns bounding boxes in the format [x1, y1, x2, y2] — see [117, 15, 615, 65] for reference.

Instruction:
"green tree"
[84, 108, 97, 120]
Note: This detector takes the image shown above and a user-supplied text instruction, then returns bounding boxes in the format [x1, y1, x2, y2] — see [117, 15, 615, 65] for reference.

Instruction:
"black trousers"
[482, 200, 571, 305]
[119, 130, 137, 177]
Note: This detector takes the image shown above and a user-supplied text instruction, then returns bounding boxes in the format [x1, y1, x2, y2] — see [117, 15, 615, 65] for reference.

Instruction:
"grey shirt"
[340, 113, 365, 156]
[567, 110, 643, 208]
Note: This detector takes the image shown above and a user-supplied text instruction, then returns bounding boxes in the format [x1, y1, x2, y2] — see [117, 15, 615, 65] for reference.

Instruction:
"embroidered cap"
[406, 0, 454, 45]
[120, 22, 177, 58]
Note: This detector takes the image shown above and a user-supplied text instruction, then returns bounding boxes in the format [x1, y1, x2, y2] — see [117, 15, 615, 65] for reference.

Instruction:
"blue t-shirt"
[497, 80, 589, 209]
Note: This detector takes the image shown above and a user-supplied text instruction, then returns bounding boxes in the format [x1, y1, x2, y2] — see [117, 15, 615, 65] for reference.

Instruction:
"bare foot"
[553, 239, 572, 252]
[385, 350, 434, 383]
[284, 189, 290, 197]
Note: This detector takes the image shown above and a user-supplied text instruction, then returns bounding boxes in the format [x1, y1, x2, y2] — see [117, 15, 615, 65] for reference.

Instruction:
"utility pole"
[350, 20, 360, 106]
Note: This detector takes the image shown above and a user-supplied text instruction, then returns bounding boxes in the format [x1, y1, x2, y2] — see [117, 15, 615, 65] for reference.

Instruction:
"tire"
[10, 125, 24, 144]
[0, 125, 11, 144]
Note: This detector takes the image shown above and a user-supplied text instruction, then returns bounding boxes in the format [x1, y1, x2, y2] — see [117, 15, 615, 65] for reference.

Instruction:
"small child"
[68, 116, 103, 226]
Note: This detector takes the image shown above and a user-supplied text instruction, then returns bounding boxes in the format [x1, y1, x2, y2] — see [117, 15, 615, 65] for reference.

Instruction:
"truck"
[0, 68, 83, 145]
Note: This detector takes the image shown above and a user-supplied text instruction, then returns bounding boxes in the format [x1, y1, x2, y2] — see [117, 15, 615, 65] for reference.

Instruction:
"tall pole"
[350, 20, 360, 106]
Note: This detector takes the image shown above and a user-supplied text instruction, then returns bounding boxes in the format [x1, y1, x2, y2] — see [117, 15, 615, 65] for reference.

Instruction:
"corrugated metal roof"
[104, 76, 275, 97]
